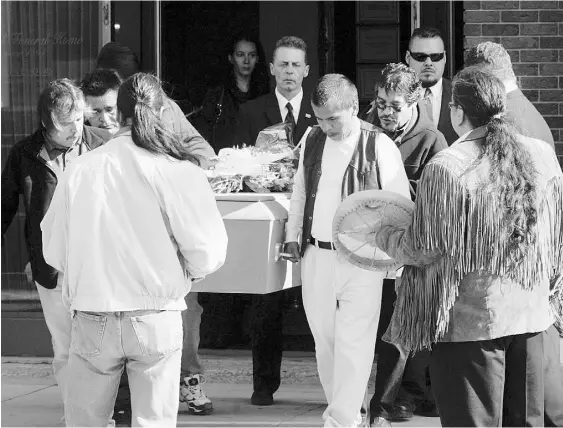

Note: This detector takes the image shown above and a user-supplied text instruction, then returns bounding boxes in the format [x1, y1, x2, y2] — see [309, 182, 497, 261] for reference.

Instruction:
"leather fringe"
[384, 164, 563, 351]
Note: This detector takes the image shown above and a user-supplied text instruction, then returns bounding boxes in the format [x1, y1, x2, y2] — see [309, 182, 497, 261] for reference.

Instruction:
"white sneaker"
[179, 374, 214, 415]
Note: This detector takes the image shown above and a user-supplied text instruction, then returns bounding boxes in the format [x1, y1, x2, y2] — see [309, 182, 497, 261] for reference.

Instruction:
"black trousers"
[369, 280, 433, 417]
[541, 325, 563, 427]
[250, 288, 286, 394]
[430, 332, 546, 427]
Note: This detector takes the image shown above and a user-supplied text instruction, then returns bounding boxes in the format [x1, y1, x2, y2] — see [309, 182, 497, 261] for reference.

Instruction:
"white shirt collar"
[275, 87, 303, 124]
[426, 78, 443, 99]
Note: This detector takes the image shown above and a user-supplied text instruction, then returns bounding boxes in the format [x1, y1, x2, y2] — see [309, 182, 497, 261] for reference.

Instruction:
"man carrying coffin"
[283, 74, 410, 427]
[232, 35, 317, 406]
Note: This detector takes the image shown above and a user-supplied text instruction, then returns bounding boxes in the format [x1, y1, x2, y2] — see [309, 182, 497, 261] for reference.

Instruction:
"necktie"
[424, 88, 434, 124]
[285, 102, 296, 145]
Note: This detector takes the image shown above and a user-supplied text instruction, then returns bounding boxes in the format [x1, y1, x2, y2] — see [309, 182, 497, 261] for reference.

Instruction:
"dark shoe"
[389, 404, 413, 422]
[250, 390, 274, 406]
[414, 400, 439, 417]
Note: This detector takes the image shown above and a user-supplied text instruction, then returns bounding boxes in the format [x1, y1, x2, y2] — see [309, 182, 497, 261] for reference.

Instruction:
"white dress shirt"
[426, 78, 443, 127]
[275, 87, 303, 124]
[286, 118, 410, 244]
[41, 129, 228, 312]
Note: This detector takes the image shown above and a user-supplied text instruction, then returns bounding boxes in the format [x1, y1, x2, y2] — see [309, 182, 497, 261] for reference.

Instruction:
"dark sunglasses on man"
[408, 51, 445, 62]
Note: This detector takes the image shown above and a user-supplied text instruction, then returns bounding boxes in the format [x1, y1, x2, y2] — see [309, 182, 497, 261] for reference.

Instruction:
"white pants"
[36, 281, 72, 402]
[301, 246, 384, 427]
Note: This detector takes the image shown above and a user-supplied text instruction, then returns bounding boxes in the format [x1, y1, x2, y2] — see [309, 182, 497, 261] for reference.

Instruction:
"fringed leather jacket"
[380, 126, 563, 350]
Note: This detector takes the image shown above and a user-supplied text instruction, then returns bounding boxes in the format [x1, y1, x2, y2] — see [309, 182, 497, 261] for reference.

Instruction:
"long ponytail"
[118, 73, 200, 166]
[453, 68, 538, 264]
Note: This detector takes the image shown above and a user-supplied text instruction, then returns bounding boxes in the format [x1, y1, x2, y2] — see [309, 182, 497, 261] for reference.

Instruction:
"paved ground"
[1, 350, 441, 427]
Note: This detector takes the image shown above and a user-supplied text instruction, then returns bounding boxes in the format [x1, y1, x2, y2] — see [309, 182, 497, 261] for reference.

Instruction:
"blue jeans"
[181, 292, 204, 376]
[65, 310, 183, 427]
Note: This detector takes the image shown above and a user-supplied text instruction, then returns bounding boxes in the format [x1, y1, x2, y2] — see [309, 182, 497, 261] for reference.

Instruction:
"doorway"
[160, 1, 259, 112]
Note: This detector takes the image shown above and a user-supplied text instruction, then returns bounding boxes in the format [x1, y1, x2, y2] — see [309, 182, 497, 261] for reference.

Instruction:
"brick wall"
[463, 1, 563, 167]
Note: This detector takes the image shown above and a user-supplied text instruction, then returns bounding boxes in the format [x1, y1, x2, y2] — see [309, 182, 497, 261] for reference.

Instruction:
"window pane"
[1, 0, 101, 300]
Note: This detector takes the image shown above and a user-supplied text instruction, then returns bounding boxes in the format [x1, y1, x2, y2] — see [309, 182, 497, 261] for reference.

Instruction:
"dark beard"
[421, 78, 439, 89]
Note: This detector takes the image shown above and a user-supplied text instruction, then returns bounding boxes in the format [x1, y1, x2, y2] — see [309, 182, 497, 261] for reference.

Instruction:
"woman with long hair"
[371, 67, 562, 426]
[192, 32, 270, 152]
[41, 72, 228, 427]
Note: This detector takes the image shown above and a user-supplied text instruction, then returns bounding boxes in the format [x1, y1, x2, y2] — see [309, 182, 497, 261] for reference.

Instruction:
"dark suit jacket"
[438, 78, 459, 146]
[233, 92, 318, 147]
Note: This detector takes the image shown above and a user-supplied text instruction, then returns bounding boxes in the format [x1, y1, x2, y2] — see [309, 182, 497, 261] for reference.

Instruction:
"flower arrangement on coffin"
[207, 122, 299, 193]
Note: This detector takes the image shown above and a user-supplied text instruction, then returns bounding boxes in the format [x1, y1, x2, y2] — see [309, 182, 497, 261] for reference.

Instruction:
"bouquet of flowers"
[207, 122, 299, 193]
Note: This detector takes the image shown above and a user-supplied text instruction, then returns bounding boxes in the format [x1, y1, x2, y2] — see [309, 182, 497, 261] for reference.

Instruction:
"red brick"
[540, 36, 563, 48]
[560, 76, 563, 88]
[481, 1, 519, 9]
[539, 10, 563, 21]
[522, 77, 559, 89]
[540, 90, 563, 101]
[463, 36, 501, 49]
[520, 1, 558, 8]
[501, 36, 539, 48]
[501, 11, 538, 22]
[559, 23, 563, 34]
[522, 89, 539, 102]
[464, 10, 500, 22]
[508, 49, 520, 63]
[540, 64, 563, 76]
[520, 23, 558, 35]
[545, 116, 563, 129]
[464, 1, 481, 10]
[534, 103, 560, 115]
[521, 49, 559, 62]
[464, 23, 482, 36]
[513, 63, 539, 76]
[482, 24, 519, 36]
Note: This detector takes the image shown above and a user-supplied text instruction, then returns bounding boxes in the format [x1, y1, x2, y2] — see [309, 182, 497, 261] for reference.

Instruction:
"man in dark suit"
[234, 37, 317, 147]
[233, 36, 317, 407]
[406, 27, 457, 146]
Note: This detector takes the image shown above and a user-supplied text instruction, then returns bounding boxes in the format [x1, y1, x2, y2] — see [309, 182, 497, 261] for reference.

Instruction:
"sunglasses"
[409, 51, 445, 62]
[375, 100, 408, 113]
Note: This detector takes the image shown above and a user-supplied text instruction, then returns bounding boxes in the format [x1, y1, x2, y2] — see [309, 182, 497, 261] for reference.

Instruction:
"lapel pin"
[305, 113, 311, 119]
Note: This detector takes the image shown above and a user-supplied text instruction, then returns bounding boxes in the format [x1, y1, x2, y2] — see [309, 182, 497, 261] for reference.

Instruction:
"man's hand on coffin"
[282, 242, 301, 263]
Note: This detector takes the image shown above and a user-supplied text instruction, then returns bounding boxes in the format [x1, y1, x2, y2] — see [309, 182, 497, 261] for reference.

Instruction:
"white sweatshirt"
[41, 129, 228, 312]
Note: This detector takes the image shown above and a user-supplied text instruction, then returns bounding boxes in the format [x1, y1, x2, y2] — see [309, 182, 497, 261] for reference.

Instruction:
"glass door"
[1, 1, 108, 300]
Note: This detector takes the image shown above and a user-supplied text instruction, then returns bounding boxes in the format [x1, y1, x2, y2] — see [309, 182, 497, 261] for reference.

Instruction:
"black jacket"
[191, 81, 267, 153]
[394, 107, 448, 198]
[1, 126, 110, 289]
[361, 106, 447, 199]
[437, 78, 458, 146]
[233, 92, 318, 147]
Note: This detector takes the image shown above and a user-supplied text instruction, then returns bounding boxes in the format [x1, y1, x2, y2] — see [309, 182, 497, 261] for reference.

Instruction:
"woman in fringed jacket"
[376, 67, 563, 427]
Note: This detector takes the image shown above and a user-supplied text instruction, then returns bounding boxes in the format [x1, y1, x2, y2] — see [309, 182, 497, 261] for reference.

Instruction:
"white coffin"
[191, 193, 302, 294]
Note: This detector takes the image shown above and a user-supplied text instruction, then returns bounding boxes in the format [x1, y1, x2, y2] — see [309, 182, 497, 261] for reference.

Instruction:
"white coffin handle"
[275, 243, 293, 261]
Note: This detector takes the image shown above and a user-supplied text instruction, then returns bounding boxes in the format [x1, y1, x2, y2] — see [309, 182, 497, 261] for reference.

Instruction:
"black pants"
[250, 289, 287, 394]
[369, 280, 433, 418]
[541, 325, 563, 427]
[430, 332, 545, 427]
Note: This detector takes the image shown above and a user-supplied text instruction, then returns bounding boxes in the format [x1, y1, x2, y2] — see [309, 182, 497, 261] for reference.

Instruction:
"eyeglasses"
[409, 51, 445, 62]
[375, 100, 408, 113]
